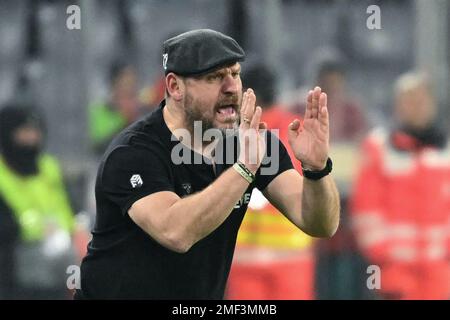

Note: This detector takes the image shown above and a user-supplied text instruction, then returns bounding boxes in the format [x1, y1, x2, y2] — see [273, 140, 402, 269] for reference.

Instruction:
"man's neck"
[163, 99, 185, 134]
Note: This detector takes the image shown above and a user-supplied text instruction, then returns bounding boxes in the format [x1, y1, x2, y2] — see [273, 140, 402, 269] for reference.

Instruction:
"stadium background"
[0, 0, 449, 299]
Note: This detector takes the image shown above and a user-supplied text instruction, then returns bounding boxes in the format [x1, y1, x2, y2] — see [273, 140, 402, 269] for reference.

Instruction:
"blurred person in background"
[139, 73, 166, 113]
[292, 60, 367, 143]
[0, 105, 79, 299]
[315, 61, 367, 142]
[88, 60, 141, 155]
[227, 64, 315, 300]
[350, 71, 450, 299]
[291, 58, 370, 299]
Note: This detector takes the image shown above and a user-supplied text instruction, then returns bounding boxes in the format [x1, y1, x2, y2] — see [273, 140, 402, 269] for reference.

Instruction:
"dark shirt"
[77, 100, 293, 299]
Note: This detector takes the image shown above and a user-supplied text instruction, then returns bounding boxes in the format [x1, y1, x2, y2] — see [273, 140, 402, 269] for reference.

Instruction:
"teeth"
[217, 106, 235, 115]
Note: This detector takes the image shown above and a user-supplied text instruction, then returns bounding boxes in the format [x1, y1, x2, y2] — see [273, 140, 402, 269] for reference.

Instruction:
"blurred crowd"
[0, 0, 449, 300]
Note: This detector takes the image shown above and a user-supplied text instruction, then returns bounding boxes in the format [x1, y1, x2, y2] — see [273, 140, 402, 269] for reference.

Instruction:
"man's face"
[13, 124, 42, 148]
[112, 67, 139, 121]
[395, 84, 437, 130]
[318, 71, 345, 97]
[181, 63, 242, 133]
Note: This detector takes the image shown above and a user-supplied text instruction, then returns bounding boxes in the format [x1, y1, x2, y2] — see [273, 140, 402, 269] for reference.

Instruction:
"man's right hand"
[238, 88, 267, 174]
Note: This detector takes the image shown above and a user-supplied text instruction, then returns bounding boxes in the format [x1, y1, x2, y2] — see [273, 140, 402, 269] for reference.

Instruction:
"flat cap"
[162, 29, 245, 76]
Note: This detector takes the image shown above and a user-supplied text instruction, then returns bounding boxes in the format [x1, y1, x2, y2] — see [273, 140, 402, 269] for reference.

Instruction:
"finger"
[289, 119, 301, 131]
[311, 86, 321, 119]
[244, 134, 250, 164]
[240, 90, 248, 120]
[240, 90, 251, 127]
[241, 89, 255, 127]
[288, 119, 301, 144]
[305, 90, 313, 119]
[319, 92, 329, 127]
[319, 91, 327, 109]
[245, 89, 256, 121]
[250, 106, 262, 129]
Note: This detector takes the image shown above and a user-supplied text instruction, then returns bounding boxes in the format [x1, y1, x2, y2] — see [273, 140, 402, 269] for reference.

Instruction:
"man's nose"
[222, 75, 239, 94]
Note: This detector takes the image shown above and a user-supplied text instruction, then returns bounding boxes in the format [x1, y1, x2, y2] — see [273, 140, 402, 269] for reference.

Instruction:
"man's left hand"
[288, 86, 329, 170]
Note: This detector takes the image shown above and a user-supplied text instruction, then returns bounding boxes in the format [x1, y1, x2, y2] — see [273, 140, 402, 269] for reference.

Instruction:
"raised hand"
[238, 88, 267, 173]
[288, 86, 329, 170]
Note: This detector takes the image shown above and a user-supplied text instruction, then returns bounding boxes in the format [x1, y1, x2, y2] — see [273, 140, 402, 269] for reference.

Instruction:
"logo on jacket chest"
[181, 183, 192, 195]
[130, 174, 143, 188]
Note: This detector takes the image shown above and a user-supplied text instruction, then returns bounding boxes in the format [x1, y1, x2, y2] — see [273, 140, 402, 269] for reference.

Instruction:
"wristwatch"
[302, 157, 333, 180]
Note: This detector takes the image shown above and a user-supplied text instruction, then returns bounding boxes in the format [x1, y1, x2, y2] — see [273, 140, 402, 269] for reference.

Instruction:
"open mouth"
[216, 104, 237, 116]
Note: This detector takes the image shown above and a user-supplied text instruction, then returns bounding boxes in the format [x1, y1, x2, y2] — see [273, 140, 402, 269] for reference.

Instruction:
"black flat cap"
[162, 29, 245, 76]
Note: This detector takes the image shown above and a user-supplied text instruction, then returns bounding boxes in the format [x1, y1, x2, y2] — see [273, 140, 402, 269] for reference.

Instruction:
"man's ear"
[166, 73, 184, 102]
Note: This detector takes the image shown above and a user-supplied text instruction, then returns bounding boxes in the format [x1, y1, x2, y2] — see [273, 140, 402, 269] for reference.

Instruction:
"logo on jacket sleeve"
[130, 174, 143, 188]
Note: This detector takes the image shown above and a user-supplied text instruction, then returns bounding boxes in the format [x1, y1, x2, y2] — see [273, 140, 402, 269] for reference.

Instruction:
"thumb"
[289, 119, 301, 131]
[288, 119, 301, 144]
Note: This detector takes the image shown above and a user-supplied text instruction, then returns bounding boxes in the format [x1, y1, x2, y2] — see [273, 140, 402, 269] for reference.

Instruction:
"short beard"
[183, 91, 215, 134]
[183, 91, 239, 139]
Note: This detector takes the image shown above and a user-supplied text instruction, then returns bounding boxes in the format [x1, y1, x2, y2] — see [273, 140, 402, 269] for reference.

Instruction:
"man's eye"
[232, 72, 240, 78]
[207, 74, 221, 81]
